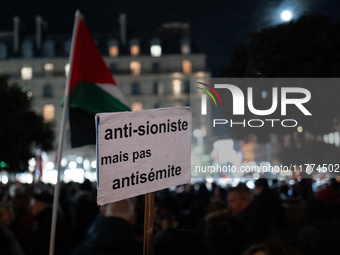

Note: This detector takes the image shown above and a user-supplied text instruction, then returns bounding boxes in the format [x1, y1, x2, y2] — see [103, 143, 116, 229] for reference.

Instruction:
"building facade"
[0, 16, 211, 183]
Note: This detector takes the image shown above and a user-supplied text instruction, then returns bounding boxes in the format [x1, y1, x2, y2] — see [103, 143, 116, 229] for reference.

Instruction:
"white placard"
[96, 107, 192, 205]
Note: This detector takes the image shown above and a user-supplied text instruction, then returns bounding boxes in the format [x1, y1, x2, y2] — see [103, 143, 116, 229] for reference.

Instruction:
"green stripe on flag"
[69, 81, 130, 115]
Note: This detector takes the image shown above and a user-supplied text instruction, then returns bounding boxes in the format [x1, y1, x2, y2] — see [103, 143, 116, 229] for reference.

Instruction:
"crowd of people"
[0, 177, 339, 255]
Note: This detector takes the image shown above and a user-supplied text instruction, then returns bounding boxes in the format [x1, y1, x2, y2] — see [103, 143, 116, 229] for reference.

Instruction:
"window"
[181, 44, 190, 54]
[153, 82, 159, 94]
[180, 37, 191, 54]
[130, 45, 139, 56]
[22, 40, 33, 58]
[130, 61, 141, 75]
[109, 46, 119, 57]
[150, 45, 161, 57]
[131, 102, 143, 111]
[44, 63, 54, 71]
[182, 60, 192, 74]
[108, 39, 119, 57]
[131, 82, 141, 95]
[65, 63, 70, 77]
[43, 104, 55, 122]
[44, 63, 54, 76]
[150, 38, 161, 57]
[152, 62, 159, 73]
[173, 79, 181, 96]
[110, 63, 118, 74]
[0, 43, 7, 60]
[43, 84, 53, 98]
[21, 67, 33, 80]
[154, 82, 164, 95]
[184, 80, 190, 93]
[64, 40, 71, 56]
[43, 40, 55, 57]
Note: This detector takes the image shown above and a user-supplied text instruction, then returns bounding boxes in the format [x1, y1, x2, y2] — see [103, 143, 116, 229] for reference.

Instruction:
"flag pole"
[49, 10, 81, 255]
[143, 192, 155, 255]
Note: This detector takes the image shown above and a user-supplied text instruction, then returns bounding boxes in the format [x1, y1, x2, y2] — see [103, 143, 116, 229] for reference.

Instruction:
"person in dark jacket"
[31, 191, 73, 255]
[154, 227, 214, 255]
[71, 198, 142, 255]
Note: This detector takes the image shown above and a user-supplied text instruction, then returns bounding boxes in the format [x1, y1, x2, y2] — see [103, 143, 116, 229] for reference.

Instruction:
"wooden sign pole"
[143, 192, 155, 255]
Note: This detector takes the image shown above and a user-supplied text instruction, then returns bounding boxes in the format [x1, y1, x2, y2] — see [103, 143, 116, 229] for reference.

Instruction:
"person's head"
[213, 186, 227, 201]
[228, 184, 252, 215]
[0, 205, 14, 228]
[11, 193, 31, 213]
[242, 236, 298, 255]
[254, 178, 269, 195]
[80, 178, 92, 191]
[154, 227, 213, 255]
[104, 198, 135, 224]
[205, 209, 249, 255]
[31, 191, 53, 216]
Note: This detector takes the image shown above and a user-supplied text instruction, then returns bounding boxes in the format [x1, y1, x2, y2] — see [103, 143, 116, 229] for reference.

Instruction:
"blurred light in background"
[64, 169, 84, 183]
[68, 161, 77, 169]
[1, 175, 8, 184]
[193, 129, 202, 138]
[46, 162, 54, 170]
[76, 157, 83, 163]
[281, 10, 293, 22]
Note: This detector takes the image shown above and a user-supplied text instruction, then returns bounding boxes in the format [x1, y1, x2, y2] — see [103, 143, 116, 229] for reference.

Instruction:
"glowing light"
[329, 133, 335, 144]
[324, 134, 329, 144]
[28, 158, 36, 167]
[61, 157, 67, 167]
[2, 175, 8, 184]
[173, 79, 181, 96]
[65, 63, 70, 77]
[46, 162, 54, 170]
[297, 126, 303, 133]
[84, 172, 97, 182]
[83, 159, 90, 170]
[193, 129, 202, 138]
[150, 45, 162, 57]
[335, 132, 340, 147]
[91, 161, 96, 168]
[253, 173, 260, 179]
[21, 67, 33, 80]
[44, 63, 54, 71]
[42, 170, 58, 185]
[206, 176, 214, 183]
[64, 168, 84, 183]
[16, 172, 33, 184]
[246, 181, 255, 189]
[68, 161, 77, 169]
[281, 10, 292, 22]
[76, 157, 83, 164]
[131, 102, 143, 111]
[306, 165, 313, 175]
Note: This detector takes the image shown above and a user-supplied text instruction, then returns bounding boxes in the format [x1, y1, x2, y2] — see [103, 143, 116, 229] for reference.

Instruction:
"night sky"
[1, 0, 340, 75]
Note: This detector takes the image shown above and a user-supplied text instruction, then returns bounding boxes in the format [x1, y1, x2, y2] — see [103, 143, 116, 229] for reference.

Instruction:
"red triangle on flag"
[69, 18, 116, 92]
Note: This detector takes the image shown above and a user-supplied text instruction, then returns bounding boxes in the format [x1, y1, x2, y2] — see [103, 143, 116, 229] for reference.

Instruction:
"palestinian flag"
[67, 14, 130, 147]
